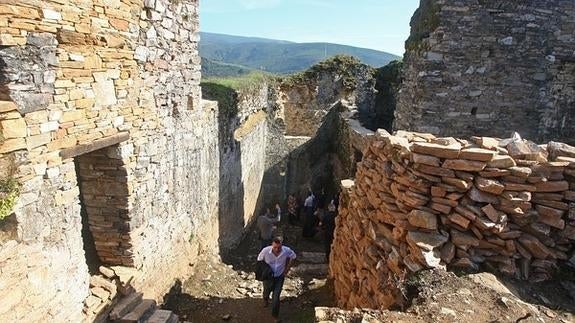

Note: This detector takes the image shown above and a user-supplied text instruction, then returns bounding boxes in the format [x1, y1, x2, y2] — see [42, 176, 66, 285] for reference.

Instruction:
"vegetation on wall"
[0, 178, 19, 221]
[201, 71, 273, 115]
[281, 55, 372, 90]
[404, 0, 440, 53]
[201, 71, 274, 149]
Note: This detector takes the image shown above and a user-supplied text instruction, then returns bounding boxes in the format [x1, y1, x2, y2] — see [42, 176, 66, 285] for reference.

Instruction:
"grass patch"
[202, 71, 275, 93]
[201, 71, 276, 120]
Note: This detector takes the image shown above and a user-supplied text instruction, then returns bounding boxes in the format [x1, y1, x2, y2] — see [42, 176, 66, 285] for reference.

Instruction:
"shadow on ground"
[164, 276, 334, 323]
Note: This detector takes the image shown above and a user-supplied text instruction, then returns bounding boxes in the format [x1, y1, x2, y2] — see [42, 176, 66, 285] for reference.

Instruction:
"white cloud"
[238, 0, 282, 10]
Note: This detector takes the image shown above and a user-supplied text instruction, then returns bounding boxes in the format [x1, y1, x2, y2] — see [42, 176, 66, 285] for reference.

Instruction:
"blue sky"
[200, 0, 421, 56]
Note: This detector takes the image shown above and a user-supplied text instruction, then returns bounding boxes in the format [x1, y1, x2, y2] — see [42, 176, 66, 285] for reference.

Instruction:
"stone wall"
[212, 82, 270, 251]
[273, 56, 378, 198]
[394, 0, 575, 144]
[0, 0, 218, 320]
[278, 56, 376, 137]
[330, 131, 575, 310]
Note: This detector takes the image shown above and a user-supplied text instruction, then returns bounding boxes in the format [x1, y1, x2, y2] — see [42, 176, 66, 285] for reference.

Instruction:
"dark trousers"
[302, 207, 316, 237]
[263, 275, 285, 318]
[288, 212, 298, 225]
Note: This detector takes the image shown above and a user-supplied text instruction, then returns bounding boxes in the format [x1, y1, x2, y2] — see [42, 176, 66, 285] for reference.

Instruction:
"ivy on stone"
[0, 178, 19, 221]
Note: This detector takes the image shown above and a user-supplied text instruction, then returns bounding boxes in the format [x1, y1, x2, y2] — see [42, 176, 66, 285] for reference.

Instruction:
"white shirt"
[304, 195, 314, 207]
[257, 245, 297, 277]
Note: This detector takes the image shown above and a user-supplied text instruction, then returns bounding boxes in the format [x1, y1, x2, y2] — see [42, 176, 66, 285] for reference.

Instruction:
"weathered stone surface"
[448, 213, 471, 229]
[394, 1, 575, 145]
[442, 159, 487, 172]
[406, 231, 449, 251]
[411, 142, 461, 159]
[475, 177, 505, 195]
[459, 148, 497, 162]
[488, 155, 516, 168]
[0, 0, 218, 321]
[407, 210, 438, 230]
[415, 163, 455, 177]
[451, 230, 479, 247]
[468, 187, 499, 204]
[535, 181, 569, 192]
[332, 131, 575, 312]
[519, 235, 551, 259]
[481, 204, 501, 223]
[412, 153, 441, 166]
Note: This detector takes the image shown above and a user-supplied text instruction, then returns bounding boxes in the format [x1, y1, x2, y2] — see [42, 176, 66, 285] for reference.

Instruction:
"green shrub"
[0, 178, 19, 221]
[281, 55, 370, 90]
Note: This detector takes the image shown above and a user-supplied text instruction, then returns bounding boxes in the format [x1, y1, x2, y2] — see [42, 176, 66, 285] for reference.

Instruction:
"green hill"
[201, 57, 254, 77]
[200, 32, 401, 76]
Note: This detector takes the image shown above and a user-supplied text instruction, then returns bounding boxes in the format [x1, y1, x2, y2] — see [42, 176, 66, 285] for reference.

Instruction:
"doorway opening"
[74, 144, 133, 273]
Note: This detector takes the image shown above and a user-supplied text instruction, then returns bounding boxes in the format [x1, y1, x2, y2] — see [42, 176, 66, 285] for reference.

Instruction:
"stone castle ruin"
[394, 0, 575, 143]
[0, 0, 574, 321]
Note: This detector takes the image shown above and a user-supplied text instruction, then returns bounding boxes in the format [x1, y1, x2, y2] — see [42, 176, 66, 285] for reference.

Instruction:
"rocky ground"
[163, 218, 335, 322]
[317, 268, 575, 323]
[162, 218, 575, 323]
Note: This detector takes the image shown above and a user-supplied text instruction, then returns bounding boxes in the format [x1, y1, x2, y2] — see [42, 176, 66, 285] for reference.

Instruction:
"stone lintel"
[60, 132, 129, 159]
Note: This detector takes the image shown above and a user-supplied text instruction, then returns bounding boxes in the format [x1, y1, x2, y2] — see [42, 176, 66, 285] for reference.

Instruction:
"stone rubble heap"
[84, 265, 179, 323]
[330, 130, 575, 309]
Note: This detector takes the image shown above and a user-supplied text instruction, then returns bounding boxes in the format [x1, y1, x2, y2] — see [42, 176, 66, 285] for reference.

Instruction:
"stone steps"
[109, 293, 180, 323]
[117, 299, 156, 322]
[82, 265, 180, 323]
[146, 310, 179, 323]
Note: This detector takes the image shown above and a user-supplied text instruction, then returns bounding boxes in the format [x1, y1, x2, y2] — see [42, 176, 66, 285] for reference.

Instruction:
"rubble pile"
[329, 130, 575, 309]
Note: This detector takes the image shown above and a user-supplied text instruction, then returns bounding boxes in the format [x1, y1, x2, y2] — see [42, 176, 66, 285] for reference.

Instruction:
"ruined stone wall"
[0, 0, 218, 320]
[278, 56, 376, 137]
[394, 0, 575, 144]
[217, 84, 269, 251]
[330, 131, 575, 310]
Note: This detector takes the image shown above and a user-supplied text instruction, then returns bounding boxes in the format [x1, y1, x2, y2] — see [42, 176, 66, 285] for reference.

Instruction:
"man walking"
[257, 236, 296, 322]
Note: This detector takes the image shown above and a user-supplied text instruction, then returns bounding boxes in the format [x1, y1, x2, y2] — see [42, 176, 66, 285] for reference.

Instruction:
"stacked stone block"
[394, 0, 575, 144]
[77, 146, 133, 266]
[330, 130, 575, 310]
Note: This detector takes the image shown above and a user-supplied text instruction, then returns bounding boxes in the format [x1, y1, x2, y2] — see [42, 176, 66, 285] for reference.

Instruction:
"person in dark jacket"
[321, 199, 337, 262]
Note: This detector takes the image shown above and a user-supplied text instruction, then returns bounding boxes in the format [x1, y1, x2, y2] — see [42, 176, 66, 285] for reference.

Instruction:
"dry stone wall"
[330, 131, 575, 310]
[0, 0, 218, 320]
[394, 0, 575, 144]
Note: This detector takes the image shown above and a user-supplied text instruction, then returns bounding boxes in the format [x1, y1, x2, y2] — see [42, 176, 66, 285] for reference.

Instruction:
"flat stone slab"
[60, 131, 129, 159]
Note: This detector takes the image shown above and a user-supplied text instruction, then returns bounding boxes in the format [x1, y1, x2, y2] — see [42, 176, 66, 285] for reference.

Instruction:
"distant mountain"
[199, 32, 401, 76]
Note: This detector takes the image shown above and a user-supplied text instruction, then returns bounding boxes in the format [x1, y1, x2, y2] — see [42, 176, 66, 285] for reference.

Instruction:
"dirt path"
[165, 218, 335, 323]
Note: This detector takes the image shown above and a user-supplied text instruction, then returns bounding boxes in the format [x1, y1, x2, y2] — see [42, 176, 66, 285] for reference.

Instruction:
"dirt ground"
[163, 218, 575, 323]
[164, 218, 335, 323]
